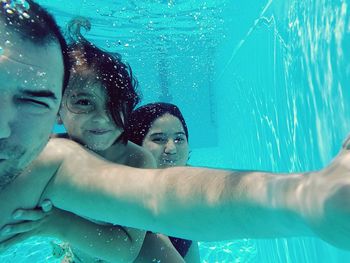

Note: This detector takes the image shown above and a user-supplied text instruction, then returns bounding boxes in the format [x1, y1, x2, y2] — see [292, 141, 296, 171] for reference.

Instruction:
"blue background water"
[2, 0, 350, 262]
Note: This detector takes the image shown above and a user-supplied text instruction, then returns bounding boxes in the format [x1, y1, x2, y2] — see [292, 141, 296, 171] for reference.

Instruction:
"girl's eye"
[75, 99, 92, 106]
[174, 137, 186, 143]
[152, 138, 167, 143]
[67, 96, 96, 114]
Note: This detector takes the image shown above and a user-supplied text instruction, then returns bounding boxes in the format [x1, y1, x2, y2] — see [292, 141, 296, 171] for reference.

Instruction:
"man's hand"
[0, 200, 53, 252]
[302, 136, 350, 249]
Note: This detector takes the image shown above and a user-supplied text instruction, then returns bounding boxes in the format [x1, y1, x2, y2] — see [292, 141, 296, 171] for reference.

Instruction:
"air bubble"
[3, 0, 30, 17]
[5, 40, 12, 47]
[22, 11, 29, 19]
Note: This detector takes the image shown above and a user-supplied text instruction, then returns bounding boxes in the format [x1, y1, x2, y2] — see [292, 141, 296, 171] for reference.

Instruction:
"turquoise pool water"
[2, 0, 350, 262]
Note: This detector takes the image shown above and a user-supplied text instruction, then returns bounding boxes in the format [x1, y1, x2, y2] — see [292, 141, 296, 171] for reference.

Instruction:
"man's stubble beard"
[0, 139, 47, 191]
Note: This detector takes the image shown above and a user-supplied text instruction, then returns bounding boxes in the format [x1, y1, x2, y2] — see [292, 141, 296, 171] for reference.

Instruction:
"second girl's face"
[142, 113, 189, 168]
[59, 79, 123, 152]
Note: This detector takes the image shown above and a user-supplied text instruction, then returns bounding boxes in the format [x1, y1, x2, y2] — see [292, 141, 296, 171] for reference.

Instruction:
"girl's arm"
[0, 207, 145, 263]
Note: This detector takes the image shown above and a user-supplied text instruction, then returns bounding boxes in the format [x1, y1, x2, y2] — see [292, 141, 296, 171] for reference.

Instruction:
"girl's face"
[59, 79, 123, 152]
[142, 113, 189, 168]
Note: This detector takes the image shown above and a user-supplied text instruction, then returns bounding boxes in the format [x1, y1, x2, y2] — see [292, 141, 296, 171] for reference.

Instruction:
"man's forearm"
[145, 167, 313, 240]
[44, 154, 313, 241]
[41, 138, 350, 245]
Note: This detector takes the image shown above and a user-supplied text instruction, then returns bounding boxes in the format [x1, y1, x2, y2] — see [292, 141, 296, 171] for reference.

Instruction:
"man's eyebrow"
[19, 89, 58, 100]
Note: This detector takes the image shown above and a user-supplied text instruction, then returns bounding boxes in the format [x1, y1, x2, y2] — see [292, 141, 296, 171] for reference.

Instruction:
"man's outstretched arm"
[40, 138, 350, 248]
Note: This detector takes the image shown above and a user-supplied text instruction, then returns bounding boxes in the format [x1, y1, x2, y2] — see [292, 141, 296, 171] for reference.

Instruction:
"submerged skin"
[3, 5, 350, 257]
[0, 17, 183, 261]
[58, 79, 154, 168]
[0, 23, 62, 191]
[142, 113, 190, 168]
[56, 71, 183, 262]
[140, 112, 200, 262]
[4, 136, 350, 250]
[59, 79, 124, 152]
[0, 20, 147, 262]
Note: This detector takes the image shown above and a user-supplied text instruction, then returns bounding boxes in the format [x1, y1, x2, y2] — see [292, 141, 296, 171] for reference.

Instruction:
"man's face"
[0, 21, 64, 188]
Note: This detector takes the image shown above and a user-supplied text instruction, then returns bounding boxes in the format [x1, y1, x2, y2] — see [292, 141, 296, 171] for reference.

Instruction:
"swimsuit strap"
[168, 236, 193, 258]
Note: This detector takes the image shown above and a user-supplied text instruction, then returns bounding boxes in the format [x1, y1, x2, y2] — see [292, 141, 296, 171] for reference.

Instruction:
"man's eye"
[18, 98, 49, 108]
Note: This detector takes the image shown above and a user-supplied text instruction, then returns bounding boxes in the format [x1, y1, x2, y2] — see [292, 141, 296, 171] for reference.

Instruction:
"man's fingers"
[12, 209, 47, 221]
[0, 220, 42, 236]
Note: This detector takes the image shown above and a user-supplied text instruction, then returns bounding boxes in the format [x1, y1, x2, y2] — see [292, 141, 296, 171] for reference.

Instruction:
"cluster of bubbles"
[1, 0, 30, 19]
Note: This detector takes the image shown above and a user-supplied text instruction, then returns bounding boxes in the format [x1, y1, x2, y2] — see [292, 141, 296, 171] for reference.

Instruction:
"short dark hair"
[66, 17, 140, 144]
[127, 102, 189, 146]
[1, 0, 70, 92]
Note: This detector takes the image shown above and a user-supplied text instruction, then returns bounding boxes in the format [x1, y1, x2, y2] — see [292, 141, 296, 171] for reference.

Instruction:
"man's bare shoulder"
[35, 138, 87, 165]
[35, 138, 111, 203]
[11, 139, 84, 202]
[125, 142, 156, 168]
[44, 138, 86, 155]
